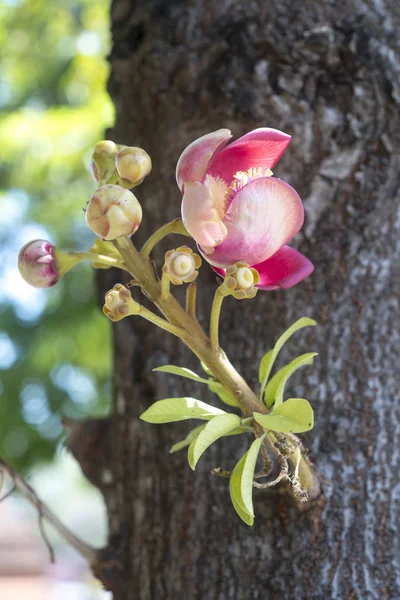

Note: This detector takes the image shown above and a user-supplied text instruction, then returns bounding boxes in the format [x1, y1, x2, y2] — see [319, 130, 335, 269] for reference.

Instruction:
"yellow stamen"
[225, 167, 273, 204]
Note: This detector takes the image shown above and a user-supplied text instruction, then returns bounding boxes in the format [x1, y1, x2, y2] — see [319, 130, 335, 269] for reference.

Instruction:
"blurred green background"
[0, 0, 114, 471]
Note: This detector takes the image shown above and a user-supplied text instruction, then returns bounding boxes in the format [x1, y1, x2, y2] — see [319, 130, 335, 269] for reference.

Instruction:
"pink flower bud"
[86, 184, 142, 241]
[18, 240, 59, 288]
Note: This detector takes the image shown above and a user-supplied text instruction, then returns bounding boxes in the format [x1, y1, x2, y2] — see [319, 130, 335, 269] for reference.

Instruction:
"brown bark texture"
[77, 0, 400, 598]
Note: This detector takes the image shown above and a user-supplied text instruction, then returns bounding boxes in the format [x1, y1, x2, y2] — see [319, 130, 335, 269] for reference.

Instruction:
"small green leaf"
[231, 480, 254, 526]
[229, 443, 263, 527]
[264, 352, 318, 408]
[140, 397, 226, 424]
[169, 424, 206, 454]
[153, 365, 209, 383]
[258, 349, 273, 384]
[188, 413, 241, 470]
[154, 365, 239, 407]
[200, 361, 214, 376]
[259, 318, 316, 397]
[239, 436, 264, 516]
[253, 398, 314, 433]
[208, 381, 240, 407]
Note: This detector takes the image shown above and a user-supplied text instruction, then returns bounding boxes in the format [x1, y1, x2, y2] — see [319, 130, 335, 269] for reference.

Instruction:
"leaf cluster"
[141, 318, 317, 525]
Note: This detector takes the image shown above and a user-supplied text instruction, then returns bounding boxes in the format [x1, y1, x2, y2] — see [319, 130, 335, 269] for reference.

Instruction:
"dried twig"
[210, 467, 231, 478]
[0, 456, 97, 565]
[252, 455, 289, 489]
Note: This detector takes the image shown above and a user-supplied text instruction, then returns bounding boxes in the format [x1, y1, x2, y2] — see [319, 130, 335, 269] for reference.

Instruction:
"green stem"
[112, 235, 320, 501]
[141, 218, 191, 258]
[186, 283, 197, 318]
[209, 287, 225, 353]
[138, 305, 184, 338]
[76, 252, 125, 269]
[161, 271, 171, 300]
[113, 236, 262, 415]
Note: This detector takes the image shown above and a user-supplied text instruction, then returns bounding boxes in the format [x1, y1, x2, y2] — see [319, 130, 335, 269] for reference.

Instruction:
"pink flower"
[176, 128, 313, 290]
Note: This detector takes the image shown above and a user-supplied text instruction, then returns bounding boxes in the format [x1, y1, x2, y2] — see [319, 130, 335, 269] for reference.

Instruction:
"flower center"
[172, 254, 194, 277]
[236, 267, 254, 290]
[225, 167, 273, 204]
[105, 290, 120, 310]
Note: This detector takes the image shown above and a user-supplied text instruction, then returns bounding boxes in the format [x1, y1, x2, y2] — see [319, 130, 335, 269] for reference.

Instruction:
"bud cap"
[103, 284, 141, 321]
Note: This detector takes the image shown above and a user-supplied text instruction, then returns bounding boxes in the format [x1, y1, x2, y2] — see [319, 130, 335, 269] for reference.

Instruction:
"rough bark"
[78, 0, 400, 598]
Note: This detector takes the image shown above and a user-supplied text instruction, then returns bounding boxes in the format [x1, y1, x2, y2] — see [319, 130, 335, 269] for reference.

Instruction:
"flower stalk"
[141, 218, 191, 257]
[209, 286, 226, 353]
[113, 236, 263, 416]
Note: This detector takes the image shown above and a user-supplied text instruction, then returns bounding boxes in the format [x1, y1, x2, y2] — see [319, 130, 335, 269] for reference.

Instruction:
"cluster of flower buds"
[86, 141, 152, 241]
[163, 246, 202, 285]
[18, 240, 84, 289]
[220, 261, 259, 299]
[103, 284, 141, 322]
[90, 141, 152, 189]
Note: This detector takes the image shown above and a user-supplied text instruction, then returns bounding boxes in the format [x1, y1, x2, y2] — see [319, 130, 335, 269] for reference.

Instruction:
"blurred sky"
[0, 0, 116, 595]
[0, 0, 115, 471]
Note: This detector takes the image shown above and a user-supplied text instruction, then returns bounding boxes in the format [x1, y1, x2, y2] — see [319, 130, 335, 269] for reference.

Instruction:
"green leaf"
[259, 318, 316, 397]
[188, 413, 241, 470]
[169, 424, 206, 454]
[170, 422, 247, 454]
[200, 361, 214, 376]
[229, 438, 264, 527]
[140, 398, 226, 424]
[208, 381, 240, 407]
[153, 365, 209, 384]
[230, 480, 254, 526]
[258, 350, 273, 384]
[264, 352, 318, 408]
[154, 365, 239, 407]
[253, 398, 314, 433]
[239, 436, 265, 516]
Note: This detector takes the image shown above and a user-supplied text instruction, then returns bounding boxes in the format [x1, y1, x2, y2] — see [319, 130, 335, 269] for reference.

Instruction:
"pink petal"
[200, 177, 304, 268]
[253, 246, 314, 290]
[181, 182, 227, 250]
[210, 246, 313, 289]
[207, 128, 291, 184]
[176, 129, 232, 191]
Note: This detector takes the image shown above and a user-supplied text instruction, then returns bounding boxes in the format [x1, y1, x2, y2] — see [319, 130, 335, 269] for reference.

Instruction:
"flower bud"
[223, 261, 259, 299]
[86, 184, 142, 241]
[103, 284, 141, 321]
[18, 240, 84, 289]
[116, 146, 152, 187]
[90, 140, 118, 183]
[18, 240, 59, 288]
[163, 246, 202, 285]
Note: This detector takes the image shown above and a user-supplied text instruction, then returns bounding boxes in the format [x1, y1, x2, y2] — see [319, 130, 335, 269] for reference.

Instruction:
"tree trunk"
[75, 1, 400, 598]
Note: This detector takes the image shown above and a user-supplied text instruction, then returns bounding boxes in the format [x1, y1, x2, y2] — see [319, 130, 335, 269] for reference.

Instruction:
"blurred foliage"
[0, 0, 114, 470]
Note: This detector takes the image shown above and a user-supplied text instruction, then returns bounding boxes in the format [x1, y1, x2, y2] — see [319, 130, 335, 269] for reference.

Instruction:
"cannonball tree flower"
[176, 128, 314, 290]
